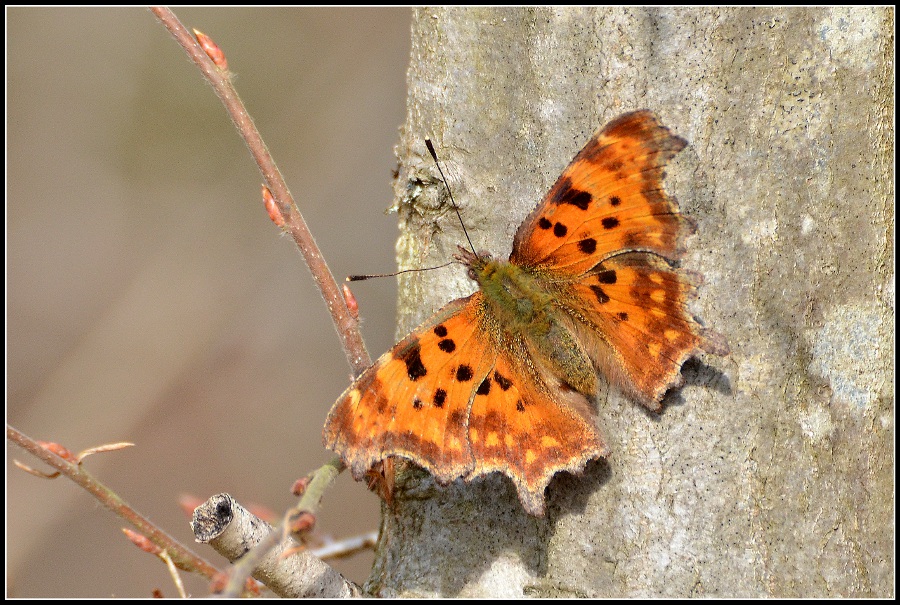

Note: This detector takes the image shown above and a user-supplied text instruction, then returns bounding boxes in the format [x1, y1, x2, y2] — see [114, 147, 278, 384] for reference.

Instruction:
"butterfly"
[323, 110, 729, 516]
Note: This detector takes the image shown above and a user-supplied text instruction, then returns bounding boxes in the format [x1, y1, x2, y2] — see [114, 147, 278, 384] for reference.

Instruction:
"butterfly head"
[453, 245, 498, 282]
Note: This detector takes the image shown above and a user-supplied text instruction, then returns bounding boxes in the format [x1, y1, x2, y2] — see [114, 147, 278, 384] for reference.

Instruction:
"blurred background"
[8, 7, 411, 597]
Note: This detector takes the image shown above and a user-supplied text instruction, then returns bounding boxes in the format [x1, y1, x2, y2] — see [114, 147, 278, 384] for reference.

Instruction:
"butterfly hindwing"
[467, 326, 607, 516]
[557, 253, 728, 409]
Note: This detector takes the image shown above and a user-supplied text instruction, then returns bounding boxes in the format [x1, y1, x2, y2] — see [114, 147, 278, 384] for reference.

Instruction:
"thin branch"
[149, 6, 371, 377]
[149, 9, 376, 595]
[159, 550, 188, 599]
[312, 531, 379, 561]
[7, 425, 220, 580]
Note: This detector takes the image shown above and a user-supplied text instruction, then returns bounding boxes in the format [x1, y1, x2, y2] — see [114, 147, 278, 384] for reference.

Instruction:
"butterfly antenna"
[347, 261, 456, 282]
[424, 138, 478, 258]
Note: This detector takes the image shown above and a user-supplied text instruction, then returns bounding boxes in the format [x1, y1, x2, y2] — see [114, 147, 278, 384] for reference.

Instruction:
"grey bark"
[370, 7, 893, 598]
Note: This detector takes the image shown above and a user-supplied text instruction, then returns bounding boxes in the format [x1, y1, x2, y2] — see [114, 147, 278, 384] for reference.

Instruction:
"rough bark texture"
[371, 7, 893, 598]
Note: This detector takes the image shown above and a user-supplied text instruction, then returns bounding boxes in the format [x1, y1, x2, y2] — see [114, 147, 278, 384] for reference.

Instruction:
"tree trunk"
[370, 7, 893, 598]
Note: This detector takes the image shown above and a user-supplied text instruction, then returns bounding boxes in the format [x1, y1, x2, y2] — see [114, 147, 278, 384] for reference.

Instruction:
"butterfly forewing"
[511, 110, 692, 274]
[324, 296, 494, 484]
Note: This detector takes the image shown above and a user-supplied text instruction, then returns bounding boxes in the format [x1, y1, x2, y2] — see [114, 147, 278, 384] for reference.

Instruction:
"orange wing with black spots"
[324, 292, 607, 515]
[510, 111, 728, 410]
[324, 295, 492, 485]
[511, 110, 693, 275]
[560, 253, 729, 410]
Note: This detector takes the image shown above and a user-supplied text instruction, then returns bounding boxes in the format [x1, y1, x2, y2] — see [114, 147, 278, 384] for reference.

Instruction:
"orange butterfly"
[324, 111, 729, 516]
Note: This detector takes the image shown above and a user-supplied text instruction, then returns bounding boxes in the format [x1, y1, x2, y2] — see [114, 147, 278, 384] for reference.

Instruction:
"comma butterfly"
[324, 111, 729, 516]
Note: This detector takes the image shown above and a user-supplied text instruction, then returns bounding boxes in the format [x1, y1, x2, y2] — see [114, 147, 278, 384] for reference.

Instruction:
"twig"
[192, 489, 358, 597]
[7, 425, 220, 580]
[159, 550, 188, 599]
[211, 457, 347, 597]
[14, 440, 134, 478]
[149, 6, 371, 377]
[312, 531, 379, 561]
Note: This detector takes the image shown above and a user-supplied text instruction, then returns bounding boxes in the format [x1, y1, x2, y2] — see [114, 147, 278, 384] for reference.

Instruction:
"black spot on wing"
[455, 365, 474, 382]
[493, 372, 513, 391]
[397, 341, 427, 381]
[552, 177, 592, 210]
[596, 270, 617, 284]
[590, 285, 610, 304]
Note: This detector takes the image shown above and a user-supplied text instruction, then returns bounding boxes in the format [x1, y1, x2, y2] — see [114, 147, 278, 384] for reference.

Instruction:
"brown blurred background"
[7, 7, 411, 597]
